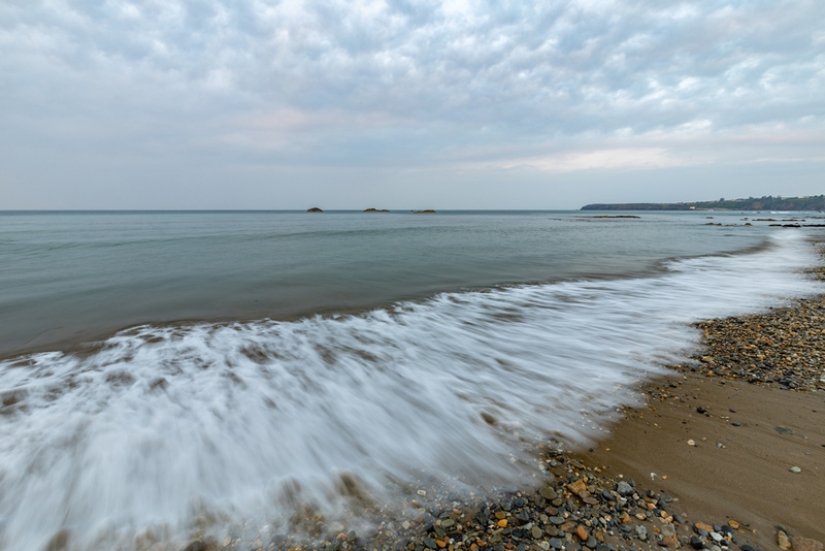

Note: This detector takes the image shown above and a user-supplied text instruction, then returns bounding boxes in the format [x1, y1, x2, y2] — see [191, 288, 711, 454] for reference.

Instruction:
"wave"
[0, 232, 821, 550]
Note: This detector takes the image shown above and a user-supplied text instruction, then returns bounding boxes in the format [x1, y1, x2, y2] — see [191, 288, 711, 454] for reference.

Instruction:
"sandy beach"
[583, 370, 825, 549]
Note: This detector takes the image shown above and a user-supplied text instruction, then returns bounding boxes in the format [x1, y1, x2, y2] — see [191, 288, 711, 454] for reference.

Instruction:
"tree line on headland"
[581, 195, 825, 211]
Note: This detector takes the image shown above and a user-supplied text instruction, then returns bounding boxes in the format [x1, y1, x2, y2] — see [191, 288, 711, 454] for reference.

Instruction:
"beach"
[161, 252, 825, 551]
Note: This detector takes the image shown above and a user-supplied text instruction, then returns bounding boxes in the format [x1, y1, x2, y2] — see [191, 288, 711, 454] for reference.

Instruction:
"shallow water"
[0, 212, 823, 550]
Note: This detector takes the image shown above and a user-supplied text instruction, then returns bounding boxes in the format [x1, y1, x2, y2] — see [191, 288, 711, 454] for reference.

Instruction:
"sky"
[1, 0, 823, 210]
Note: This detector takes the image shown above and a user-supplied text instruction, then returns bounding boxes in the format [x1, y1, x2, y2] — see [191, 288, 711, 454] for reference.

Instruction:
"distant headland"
[581, 195, 825, 211]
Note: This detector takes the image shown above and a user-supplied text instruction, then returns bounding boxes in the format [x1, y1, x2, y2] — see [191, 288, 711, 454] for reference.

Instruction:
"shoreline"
[166, 274, 825, 551]
[561, 271, 825, 550]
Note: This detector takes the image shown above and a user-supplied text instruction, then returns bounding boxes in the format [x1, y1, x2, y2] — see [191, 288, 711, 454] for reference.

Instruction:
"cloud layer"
[1, 0, 824, 207]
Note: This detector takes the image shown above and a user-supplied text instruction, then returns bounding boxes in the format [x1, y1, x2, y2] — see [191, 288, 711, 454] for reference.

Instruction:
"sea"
[0, 210, 823, 551]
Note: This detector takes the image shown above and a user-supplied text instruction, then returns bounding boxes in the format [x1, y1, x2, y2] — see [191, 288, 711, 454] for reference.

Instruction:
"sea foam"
[0, 232, 821, 550]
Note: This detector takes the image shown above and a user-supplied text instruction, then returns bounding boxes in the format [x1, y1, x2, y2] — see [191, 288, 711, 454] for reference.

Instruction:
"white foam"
[0, 232, 821, 550]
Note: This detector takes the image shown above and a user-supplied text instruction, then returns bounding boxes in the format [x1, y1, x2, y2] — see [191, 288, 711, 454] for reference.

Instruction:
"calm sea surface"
[0, 210, 823, 550]
[0, 210, 797, 356]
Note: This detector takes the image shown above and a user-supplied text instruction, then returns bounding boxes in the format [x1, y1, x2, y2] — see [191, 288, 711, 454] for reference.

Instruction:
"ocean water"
[0, 211, 823, 550]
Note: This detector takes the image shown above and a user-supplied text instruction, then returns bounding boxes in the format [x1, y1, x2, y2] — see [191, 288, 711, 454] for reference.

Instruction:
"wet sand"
[575, 282, 825, 551]
[582, 372, 825, 548]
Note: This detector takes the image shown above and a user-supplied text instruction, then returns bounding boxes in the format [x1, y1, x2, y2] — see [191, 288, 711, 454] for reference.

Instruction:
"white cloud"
[1, 0, 824, 206]
[508, 147, 686, 172]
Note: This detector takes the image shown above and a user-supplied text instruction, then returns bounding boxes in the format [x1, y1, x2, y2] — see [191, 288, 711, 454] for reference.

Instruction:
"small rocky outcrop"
[363, 208, 389, 212]
[412, 209, 436, 214]
[306, 207, 323, 213]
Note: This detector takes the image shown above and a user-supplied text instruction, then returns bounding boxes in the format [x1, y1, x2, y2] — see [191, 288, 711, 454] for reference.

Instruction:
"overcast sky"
[1, 0, 823, 209]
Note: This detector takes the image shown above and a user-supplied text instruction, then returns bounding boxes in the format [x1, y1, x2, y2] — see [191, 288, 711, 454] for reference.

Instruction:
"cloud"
[0, 0, 824, 207]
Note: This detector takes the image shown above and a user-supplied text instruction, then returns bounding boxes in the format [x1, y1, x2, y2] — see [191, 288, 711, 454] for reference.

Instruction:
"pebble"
[778, 530, 792, 550]
[689, 272, 825, 391]
[617, 481, 634, 495]
[789, 466, 802, 473]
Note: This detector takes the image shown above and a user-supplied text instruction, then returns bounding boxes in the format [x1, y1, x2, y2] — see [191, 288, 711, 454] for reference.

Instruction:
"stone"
[687, 439, 696, 447]
[568, 479, 589, 497]
[549, 538, 564, 550]
[46, 531, 71, 551]
[531, 526, 543, 539]
[777, 531, 791, 550]
[617, 481, 634, 496]
[441, 519, 454, 528]
[541, 487, 558, 500]
[560, 521, 577, 533]
[789, 466, 802, 473]
[690, 536, 704, 550]
[636, 526, 648, 541]
[576, 525, 589, 541]
[792, 537, 825, 551]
